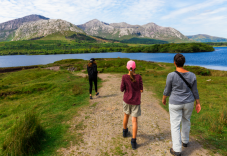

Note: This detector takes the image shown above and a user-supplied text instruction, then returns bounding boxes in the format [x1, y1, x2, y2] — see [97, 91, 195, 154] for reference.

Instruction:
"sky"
[0, 0, 227, 38]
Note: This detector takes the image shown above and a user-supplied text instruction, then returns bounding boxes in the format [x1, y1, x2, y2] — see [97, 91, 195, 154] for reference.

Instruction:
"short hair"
[174, 54, 185, 67]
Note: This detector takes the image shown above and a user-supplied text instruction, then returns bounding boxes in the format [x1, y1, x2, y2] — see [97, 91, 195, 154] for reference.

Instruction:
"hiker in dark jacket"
[87, 58, 99, 99]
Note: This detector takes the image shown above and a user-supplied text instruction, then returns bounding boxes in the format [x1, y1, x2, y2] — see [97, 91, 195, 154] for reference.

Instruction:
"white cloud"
[161, 0, 227, 20]
[0, 0, 227, 38]
[120, 0, 165, 24]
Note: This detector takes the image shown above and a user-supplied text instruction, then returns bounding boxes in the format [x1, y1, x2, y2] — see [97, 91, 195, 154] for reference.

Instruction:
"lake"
[0, 47, 227, 71]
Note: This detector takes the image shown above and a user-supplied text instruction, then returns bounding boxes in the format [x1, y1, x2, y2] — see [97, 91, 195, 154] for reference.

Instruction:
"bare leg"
[123, 113, 129, 129]
[132, 117, 138, 139]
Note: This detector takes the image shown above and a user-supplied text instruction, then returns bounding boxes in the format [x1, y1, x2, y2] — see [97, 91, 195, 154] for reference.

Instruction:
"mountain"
[12, 19, 84, 41]
[0, 14, 49, 42]
[187, 34, 227, 42]
[77, 19, 189, 42]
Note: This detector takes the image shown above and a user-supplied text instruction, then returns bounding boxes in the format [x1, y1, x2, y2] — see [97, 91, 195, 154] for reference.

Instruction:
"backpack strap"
[174, 71, 192, 90]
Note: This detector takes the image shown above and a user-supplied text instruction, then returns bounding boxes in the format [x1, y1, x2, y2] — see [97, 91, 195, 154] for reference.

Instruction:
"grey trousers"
[169, 102, 194, 152]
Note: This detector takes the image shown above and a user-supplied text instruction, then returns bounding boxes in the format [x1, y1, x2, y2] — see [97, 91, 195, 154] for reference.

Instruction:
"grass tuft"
[2, 112, 45, 155]
[72, 84, 83, 95]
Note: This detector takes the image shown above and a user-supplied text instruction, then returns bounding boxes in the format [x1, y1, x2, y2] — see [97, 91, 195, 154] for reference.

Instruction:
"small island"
[0, 40, 214, 55]
[123, 43, 215, 53]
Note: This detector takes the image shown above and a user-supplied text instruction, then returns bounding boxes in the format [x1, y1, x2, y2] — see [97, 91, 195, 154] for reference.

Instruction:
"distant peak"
[22, 14, 49, 20]
[0, 14, 49, 25]
[90, 19, 101, 22]
[144, 22, 157, 26]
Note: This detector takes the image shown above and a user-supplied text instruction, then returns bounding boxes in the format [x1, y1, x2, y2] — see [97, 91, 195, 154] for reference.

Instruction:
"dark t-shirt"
[120, 74, 143, 105]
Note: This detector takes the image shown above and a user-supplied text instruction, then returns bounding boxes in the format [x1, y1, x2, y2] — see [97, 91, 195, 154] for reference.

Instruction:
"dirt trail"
[59, 73, 217, 156]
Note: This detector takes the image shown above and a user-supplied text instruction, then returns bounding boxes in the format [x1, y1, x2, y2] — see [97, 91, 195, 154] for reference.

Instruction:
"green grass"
[1, 58, 227, 155]
[140, 63, 227, 155]
[0, 40, 128, 55]
[54, 58, 227, 155]
[3, 112, 45, 155]
[0, 39, 214, 55]
[39, 32, 70, 41]
[0, 68, 90, 155]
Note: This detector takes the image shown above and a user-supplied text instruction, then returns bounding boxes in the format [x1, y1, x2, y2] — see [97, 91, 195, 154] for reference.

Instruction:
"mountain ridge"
[0, 14, 49, 41]
[187, 34, 227, 42]
[77, 19, 189, 42]
[12, 19, 84, 41]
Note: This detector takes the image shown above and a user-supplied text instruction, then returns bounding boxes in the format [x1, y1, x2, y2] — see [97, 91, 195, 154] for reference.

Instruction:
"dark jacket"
[87, 64, 98, 78]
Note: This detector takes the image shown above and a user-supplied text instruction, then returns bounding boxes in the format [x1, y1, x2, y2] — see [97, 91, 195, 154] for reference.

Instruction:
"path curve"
[59, 73, 218, 156]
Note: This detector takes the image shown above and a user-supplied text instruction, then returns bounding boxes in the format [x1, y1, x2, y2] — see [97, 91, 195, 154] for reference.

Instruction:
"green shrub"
[97, 68, 104, 73]
[3, 112, 45, 155]
[184, 66, 211, 76]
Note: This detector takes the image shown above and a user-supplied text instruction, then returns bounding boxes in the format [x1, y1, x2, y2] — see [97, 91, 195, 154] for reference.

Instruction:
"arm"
[120, 76, 126, 92]
[162, 73, 172, 105]
[162, 95, 168, 105]
[192, 76, 201, 113]
[195, 99, 201, 113]
[140, 76, 143, 93]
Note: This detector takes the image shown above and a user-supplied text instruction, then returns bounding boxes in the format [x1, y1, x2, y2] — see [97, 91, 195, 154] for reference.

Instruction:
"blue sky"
[1, 0, 227, 38]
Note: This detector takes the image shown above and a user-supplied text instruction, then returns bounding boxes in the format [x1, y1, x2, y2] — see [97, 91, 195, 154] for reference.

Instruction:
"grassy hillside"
[0, 67, 92, 155]
[188, 34, 227, 42]
[0, 58, 227, 155]
[142, 64, 227, 155]
[0, 40, 128, 55]
[206, 42, 227, 47]
[121, 37, 168, 44]
[48, 58, 227, 155]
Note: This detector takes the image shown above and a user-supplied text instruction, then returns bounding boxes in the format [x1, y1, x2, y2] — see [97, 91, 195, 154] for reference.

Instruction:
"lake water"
[0, 47, 227, 71]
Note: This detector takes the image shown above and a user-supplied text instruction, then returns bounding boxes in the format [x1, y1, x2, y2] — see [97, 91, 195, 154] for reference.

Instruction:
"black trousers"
[89, 76, 97, 94]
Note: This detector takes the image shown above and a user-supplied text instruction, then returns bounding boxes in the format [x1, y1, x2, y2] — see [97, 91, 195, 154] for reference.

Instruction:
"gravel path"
[59, 73, 218, 156]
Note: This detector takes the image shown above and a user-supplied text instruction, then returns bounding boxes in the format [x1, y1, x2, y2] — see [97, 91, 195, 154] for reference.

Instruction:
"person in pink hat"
[120, 60, 143, 150]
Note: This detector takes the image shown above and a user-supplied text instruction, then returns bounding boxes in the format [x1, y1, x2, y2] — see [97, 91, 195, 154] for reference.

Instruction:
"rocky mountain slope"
[187, 34, 227, 42]
[0, 15, 49, 41]
[77, 19, 189, 42]
[12, 19, 84, 41]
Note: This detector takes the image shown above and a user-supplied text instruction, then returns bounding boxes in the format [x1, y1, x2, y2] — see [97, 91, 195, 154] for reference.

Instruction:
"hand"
[140, 90, 143, 93]
[162, 98, 166, 105]
[195, 104, 201, 113]
[162, 95, 167, 105]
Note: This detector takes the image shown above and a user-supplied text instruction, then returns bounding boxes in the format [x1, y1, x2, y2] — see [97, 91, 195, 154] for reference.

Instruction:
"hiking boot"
[96, 92, 99, 96]
[170, 148, 181, 156]
[131, 138, 137, 150]
[90, 96, 92, 99]
[182, 142, 188, 147]
[123, 128, 128, 138]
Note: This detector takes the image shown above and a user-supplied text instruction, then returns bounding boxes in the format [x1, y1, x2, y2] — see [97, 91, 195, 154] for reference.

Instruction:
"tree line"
[0, 41, 214, 55]
[205, 42, 227, 46]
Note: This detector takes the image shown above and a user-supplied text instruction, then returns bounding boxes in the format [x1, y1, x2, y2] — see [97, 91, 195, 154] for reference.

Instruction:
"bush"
[3, 112, 45, 155]
[97, 68, 104, 73]
[184, 66, 211, 76]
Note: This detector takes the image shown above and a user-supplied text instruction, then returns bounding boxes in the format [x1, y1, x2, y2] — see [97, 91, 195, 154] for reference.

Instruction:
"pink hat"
[127, 60, 136, 70]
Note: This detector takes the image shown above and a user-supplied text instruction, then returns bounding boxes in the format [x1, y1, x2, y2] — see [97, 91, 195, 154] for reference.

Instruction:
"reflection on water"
[0, 47, 227, 71]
